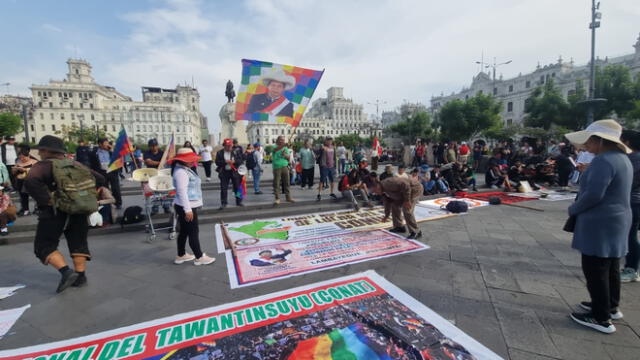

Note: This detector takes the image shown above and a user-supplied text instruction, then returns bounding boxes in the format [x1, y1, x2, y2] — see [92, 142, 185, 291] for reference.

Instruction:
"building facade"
[246, 86, 381, 146]
[430, 33, 640, 125]
[29, 59, 208, 145]
[0, 95, 34, 143]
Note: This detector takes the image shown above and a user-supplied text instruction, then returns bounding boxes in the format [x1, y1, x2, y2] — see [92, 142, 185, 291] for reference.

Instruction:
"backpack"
[50, 158, 98, 215]
[337, 174, 349, 192]
[245, 151, 257, 170]
[444, 200, 468, 213]
[120, 206, 144, 226]
[488, 196, 502, 205]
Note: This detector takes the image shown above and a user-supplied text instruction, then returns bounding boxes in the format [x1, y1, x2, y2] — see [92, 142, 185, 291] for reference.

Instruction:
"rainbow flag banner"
[0, 271, 502, 360]
[235, 59, 324, 127]
[107, 126, 134, 172]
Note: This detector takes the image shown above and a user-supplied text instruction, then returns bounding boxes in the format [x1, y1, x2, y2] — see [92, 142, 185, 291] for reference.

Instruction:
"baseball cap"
[148, 138, 158, 146]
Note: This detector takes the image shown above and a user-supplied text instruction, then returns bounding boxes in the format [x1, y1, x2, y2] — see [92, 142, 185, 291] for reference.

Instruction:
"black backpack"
[444, 200, 469, 213]
[245, 151, 257, 170]
[120, 206, 144, 227]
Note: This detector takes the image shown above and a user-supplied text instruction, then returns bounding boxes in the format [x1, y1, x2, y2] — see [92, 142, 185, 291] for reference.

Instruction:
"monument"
[219, 102, 249, 145]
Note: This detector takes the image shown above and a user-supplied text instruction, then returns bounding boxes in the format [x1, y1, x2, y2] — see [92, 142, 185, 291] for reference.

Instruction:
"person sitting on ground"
[379, 164, 395, 182]
[485, 150, 512, 190]
[397, 165, 408, 179]
[533, 161, 557, 186]
[96, 183, 116, 226]
[0, 185, 16, 236]
[440, 162, 466, 193]
[340, 167, 372, 210]
[460, 164, 478, 192]
[424, 165, 449, 194]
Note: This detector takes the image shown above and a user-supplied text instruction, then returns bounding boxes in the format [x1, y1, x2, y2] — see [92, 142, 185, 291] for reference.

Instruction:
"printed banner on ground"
[235, 59, 324, 127]
[215, 206, 452, 253]
[418, 197, 489, 210]
[226, 229, 428, 288]
[507, 191, 576, 202]
[0, 271, 502, 360]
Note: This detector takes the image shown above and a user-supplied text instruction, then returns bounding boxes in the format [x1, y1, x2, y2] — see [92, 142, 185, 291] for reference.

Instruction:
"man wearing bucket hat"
[24, 135, 105, 293]
[168, 148, 215, 266]
[247, 69, 295, 118]
[564, 119, 632, 334]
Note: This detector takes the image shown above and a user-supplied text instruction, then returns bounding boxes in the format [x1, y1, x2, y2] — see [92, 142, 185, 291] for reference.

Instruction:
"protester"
[170, 148, 215, 266]
[0, 185, 16, 236]
[232, 138, 243, 153]
[380, 164, 395, 182]
[96, 184, 116, 226]
[1, 136, 17, 190]
[89, 138, 122, 209]
[371, 144, 380, 171]
[413, 141, 425, 167]
[381, 171, 423, 239]
[554, 146, 575, 190]
[353, 142, 365, 165]
[248, 142, 263, 194]
[445, 141, 457, 164]
[397, 164, 408, 179]
[12, 149, 38, 216]
[460, 164, 477, 192]
[564, 120, 632, 334]
[198, 140, 213, 182]
[472, 141, 483, 170]
[620, 129, 640, 283]
[336, 142, 347, 175]
[215, 138, 244, 209]
[272, 136, 294, 205]
[75, 140, 91, 167]
[458, 141, 470, 165]
[424, 165, 449, 194]
[143, 138, 164, 169]
[299, 139, 316, 189]
[485, 150, 511, 190]
[25, 135, 104, 293]
[317, 137, 338, 201]
[340, 167, 372, 210]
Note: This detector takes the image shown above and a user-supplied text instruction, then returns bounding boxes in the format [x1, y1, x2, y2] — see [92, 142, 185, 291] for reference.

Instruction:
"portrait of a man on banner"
[235, 59, 324, 127]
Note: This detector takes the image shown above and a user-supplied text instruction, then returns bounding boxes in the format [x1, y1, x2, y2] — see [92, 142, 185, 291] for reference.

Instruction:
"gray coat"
[569, 150, 632, 258]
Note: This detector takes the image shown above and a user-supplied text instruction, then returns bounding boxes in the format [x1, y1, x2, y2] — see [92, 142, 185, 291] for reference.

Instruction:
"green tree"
[437, 93, 501, 140]
[0, 112, 23, 137]
[334, 133, 363, 149]
[594, 64, 636, 119]
[565, 80, 588, 130]
[388, 111, 434, 143]
[483, 124, 523, 141]
[524, 79, 569, 130]
[55, 123, 111, 143]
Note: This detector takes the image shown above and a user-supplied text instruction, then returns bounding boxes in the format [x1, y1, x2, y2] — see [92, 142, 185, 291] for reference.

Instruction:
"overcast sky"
[1, 0, 638, 136]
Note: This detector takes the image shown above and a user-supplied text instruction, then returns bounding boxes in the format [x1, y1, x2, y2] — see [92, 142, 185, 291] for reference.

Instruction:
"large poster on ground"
[215, 206, 452, 253]
[0, 271, 502, 360]
[418, 197, 489, 210]
[235, 59, 324, 127]
[226, 229, 428, 288]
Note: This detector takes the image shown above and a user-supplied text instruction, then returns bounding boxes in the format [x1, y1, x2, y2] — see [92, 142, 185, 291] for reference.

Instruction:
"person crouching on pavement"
[340, 167, 373, 211]
[170, 148, 215, 266]
[24, 135, 104, 293]
[0, 185, 17, 236]
[381, 169, 423, 239]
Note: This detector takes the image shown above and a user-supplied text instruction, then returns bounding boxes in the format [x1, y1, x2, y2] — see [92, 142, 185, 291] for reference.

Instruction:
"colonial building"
[246, 86, 381, 146]
[430, 32, 640, 125]
[29, 59, 208, 145]
[0, 95, 34, 143]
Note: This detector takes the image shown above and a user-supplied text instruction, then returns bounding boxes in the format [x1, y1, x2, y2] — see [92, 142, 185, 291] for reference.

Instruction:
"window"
[80, 103, 83, 109]
[552, 72, 556, 78]
[41, 124, 45, 131]
[91, 114, 95, 120]
[30, 124, 34, 131]
[70, 103, 74, 108]
[103, 125, 107, 131]
[526, 80, 531, 88]
[40, 113, 44, 119]
[71, 114, 75, 120]
[506, 119, 513, 125]
[49, 102, 53, 108]
[51, 124, 56, 131]
[493, 87, 497, 95]
[112, 125, 116, 131]
[38, 102, 42, 107]
[508, 85, 513, 92]
[50, 113, 54, 120]
[31, 137, 35, 143]
[89, 104, 93, 109]
[507, 102, 513, 112]
[568, 90, 576, 97]
[60, 113, 65, 120]
[540, 75, 544, 84]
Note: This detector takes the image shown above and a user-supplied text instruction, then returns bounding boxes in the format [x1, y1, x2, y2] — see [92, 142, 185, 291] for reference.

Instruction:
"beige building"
[0, 95, 34, 143]
[29, 59, 208, 145]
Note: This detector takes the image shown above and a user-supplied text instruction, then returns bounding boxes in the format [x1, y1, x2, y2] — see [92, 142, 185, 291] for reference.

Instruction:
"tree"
[334, 133, 363, 149]
[564, 80, 588, 130]
[594, 64, 636, 119]
[524, 79, 569, 130]
[437, 93, 501, 141]
[483, 124, 523, 141]
[55, 123, 111, 144]
[388, 111, 434, 143]
[0, 112, 23, 137]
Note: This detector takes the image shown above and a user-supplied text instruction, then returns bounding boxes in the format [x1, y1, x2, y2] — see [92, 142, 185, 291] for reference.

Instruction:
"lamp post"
[578, 0, 606, 125]
[482, 58, 512, 95]
[367, 99, 386, 123]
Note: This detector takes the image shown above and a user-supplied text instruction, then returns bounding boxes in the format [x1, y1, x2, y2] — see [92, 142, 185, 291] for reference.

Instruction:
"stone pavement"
[1, 199, 639, 359]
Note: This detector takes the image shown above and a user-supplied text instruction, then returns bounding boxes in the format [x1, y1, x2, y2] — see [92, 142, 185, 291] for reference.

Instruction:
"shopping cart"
[132, 168, 177, 243]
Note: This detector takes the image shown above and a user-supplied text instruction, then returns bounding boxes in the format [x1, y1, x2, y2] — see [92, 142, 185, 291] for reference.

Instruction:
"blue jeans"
[339, 159, 346, 174]
[626, 203, 640, 271]
[252, 167, 261, 193]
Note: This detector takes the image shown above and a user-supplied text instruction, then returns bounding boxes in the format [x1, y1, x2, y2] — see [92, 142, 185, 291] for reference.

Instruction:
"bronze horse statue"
[225, 80, 236, 103]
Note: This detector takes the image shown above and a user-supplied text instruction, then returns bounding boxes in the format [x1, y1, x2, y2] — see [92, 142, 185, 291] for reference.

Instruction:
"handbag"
[563, 215, 576, 233]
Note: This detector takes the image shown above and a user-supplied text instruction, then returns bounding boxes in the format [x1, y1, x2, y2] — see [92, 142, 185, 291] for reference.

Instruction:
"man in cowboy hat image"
[247, 69, 295, 118]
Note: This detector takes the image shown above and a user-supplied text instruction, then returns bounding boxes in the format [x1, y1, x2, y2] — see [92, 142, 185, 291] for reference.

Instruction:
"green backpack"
[51, 158, 98, 214]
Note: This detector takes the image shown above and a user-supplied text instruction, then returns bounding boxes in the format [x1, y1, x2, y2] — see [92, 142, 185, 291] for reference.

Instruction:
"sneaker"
[407, 231, 423, 240]
[316, 194, 321, 201]
[579, 302, 623, 320]
[19, 209, 30, 216]
[194, 254, 216, 266]
[286, 197, 295, 203]
[274, 199, 281, 205]
[71, 273, 88, 287]
[0, 227, 8, 236]
[570, 312, 616, 334]
[236, 202, 244, 207]
[206, 178, 211, 182]
[389, 226, 407, 233]
[621, 267, 640, 283]
[56, 268, 79, 294]
[218, 204, 227, 210]
[330, 193, 338, 200]
[255, 191, 263, 195]
[174, 253, 196, 264]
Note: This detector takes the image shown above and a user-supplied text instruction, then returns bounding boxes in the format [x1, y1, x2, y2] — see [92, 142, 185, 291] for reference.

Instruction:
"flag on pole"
[235, 59, 324, 127]
[158, 134, 176, 169]
[372, 136, 383, 157]
[107, 127, 134, 173]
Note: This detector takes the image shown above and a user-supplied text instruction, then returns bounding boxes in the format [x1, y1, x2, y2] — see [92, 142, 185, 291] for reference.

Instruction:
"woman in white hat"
[169, 148, 215, 266]
[565, 119, 632, 334]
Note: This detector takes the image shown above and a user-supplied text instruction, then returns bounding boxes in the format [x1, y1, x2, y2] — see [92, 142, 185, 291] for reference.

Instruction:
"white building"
[246, 86, 381, 146]
[29, 59, 208, 145]
[430, 32, 640, 125]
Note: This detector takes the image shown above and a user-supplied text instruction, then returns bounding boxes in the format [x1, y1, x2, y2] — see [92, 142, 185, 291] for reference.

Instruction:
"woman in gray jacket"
[565, 119, 632, 334]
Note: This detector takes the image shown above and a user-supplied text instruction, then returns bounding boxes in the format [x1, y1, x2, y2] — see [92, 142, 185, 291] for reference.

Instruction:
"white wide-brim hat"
[564, 119, 631, 154]
[260, 69, 296, 91]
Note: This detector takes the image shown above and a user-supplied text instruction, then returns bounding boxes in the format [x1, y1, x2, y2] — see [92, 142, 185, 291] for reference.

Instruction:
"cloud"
[102, 0, 638, 138]
[41, 23, 63, 33]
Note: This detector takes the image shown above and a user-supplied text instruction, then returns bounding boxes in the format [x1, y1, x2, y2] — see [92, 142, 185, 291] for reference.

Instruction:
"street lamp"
[482, 58, 512, 95]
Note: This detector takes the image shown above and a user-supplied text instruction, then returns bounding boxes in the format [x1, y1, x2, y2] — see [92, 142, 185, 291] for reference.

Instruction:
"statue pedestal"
[219, 103, 249, 145]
